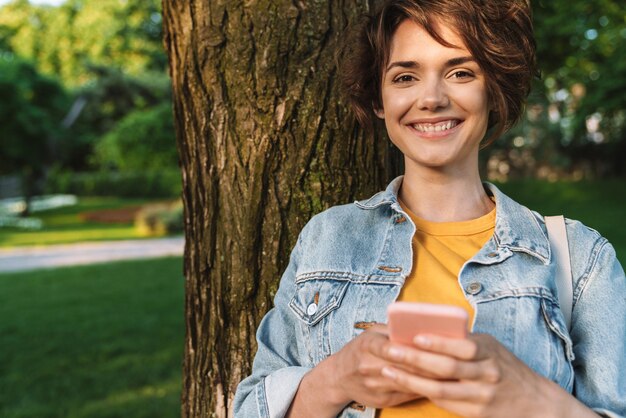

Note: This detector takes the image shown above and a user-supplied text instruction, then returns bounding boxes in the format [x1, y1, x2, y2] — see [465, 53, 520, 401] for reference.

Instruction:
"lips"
[410, 119, 461, 133]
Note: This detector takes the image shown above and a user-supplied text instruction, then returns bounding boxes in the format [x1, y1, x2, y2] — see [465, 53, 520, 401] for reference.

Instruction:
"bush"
[45, 169, 181, 198]
[94, 103, 178, 171]
[134, 200, 183, 236]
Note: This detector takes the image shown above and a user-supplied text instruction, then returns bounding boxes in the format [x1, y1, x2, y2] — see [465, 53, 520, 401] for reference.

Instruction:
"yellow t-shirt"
[377, 202, 495, 418]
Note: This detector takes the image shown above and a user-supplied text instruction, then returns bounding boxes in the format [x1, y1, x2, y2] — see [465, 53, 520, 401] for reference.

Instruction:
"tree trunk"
[162, 1, 397, 416]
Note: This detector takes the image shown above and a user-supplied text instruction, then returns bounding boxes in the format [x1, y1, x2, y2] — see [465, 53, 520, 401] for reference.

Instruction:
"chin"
[407, 157, 453, 170]
[409, 150, 452, 165]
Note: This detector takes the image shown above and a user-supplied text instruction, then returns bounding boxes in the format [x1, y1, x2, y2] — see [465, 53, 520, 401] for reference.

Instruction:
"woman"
[234, 1, 626, 417]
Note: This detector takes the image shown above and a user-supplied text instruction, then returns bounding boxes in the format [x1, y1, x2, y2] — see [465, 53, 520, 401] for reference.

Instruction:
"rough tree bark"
[162, 1, 397, 416]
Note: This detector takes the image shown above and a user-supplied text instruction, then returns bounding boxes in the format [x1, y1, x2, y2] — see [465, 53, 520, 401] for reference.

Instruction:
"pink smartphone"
[387, 302, 469, 345]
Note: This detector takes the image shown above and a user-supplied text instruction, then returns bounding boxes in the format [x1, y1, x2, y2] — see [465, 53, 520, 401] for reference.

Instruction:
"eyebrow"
[446, 56, 476, 67]
[386, 56, 476, 72]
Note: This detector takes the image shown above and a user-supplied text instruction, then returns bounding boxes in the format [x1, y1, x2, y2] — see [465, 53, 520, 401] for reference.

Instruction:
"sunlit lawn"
[0, 257, 184, 418]
[495, 179, 626, 265]
[0, 197, 166, 248]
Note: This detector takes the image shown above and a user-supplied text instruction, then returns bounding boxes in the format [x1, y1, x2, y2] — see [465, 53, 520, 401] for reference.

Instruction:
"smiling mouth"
[411, 119, 461, 133]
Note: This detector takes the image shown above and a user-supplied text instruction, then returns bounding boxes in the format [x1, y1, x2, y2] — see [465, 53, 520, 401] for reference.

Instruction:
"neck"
[399, 165, 494, 222]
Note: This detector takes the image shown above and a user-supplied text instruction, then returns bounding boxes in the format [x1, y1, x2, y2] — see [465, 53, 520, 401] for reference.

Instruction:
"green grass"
[495, 179, 626, 265]
[0, 197, 166, 248]
[0, 257, 184, 418]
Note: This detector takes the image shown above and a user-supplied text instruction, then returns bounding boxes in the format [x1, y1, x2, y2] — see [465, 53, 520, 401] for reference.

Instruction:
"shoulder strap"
[545, 215, 573, 330]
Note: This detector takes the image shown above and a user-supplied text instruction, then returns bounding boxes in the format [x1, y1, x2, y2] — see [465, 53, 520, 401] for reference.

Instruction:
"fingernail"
[387, 346, 404, 360]
[414, 335, 431, 347]
[381, 367, 397, 379]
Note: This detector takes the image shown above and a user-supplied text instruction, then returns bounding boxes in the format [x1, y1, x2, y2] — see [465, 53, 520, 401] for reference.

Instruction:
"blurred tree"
[163, 0, 400, 415]
[94, 102, 177, 171]
[60, 66, 171, 171]
[0, 0, 166, 87]
[0, 0, 171, 171]
[488, 0, 626, 180]
[535, 0, 626, 170]
[0, 58, 68, 213]
[0, 24, 15, 54]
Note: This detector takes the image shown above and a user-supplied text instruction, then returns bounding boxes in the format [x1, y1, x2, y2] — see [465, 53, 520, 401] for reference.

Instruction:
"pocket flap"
[289, 278, 349, 326]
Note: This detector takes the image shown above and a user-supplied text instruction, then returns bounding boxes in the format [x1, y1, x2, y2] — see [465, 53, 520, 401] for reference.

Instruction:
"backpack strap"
[545, 215, 573, 330]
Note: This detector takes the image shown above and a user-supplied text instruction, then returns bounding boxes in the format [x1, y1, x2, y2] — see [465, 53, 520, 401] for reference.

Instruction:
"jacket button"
[465, 282, 483, 295]
[307, 303, 318, 316]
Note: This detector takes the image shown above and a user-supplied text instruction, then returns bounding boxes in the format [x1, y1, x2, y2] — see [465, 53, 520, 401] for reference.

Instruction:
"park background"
[0, 0, 624, 417]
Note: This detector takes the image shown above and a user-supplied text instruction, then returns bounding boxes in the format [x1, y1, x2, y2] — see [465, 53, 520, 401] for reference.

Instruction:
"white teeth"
[412, 120, 459, 132]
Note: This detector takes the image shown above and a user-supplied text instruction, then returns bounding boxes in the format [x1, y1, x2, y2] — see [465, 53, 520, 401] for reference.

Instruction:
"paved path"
[0, 237, 185, 273]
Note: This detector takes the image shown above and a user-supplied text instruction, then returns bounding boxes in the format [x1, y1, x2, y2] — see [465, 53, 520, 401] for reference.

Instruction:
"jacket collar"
[355, 176, 550, 263]
[485, 182, 550, 263]
[354, 176, 403, 209]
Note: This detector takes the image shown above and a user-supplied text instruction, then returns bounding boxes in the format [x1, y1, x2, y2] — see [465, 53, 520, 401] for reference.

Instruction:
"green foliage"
[0, 0, 173, 175]
[481, 1, 626, 179]
[534, 0, 625, 85]
[79, 66, 171, 131]
[94, 103, 177, 171]
[0, 257, 183, 418]
[58, 67, 172, 171]
[0, 58, 69, 202]
[0, 58, 67, 173]
[45, 169, 182, 198]
[0, 0, 166, 87]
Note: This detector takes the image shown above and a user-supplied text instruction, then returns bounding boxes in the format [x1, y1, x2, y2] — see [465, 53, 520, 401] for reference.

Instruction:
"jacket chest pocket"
[473, 289, 574, 390]
[288, 277, 350, 365]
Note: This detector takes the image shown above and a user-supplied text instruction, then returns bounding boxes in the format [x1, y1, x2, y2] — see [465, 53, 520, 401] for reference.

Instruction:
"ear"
[374, 107, 385, 119]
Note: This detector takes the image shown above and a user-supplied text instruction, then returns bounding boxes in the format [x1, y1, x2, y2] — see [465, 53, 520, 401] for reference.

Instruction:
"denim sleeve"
[233, 234, 311, 418]
[571, 239, 626, 417]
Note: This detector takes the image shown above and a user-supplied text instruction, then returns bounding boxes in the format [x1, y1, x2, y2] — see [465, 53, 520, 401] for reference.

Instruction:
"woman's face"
[377, 19, 490, 175]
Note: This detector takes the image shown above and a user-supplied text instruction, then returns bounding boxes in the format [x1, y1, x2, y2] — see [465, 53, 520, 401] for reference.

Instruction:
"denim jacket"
[234, 177, 626, 418]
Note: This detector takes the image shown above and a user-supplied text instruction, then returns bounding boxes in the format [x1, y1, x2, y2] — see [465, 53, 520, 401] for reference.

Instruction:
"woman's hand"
[287, 324, 420, 418]
[376, 333, 597, 418]
[327, 324, 422, 408]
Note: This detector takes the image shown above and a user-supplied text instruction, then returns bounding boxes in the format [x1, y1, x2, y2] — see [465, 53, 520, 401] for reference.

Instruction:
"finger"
[361, 374, 423, 395]
[382, 366, 490, 401]
[356, 350, 419, 380]
[372, 339, 465, 379]
[353, 332, 402, 377]
[367, 323, 389, 336]
[380, 343, 450, 376]
[382, 344, 490, 381]
[359, 324, 390, 357]
[412, 333, 485, 361]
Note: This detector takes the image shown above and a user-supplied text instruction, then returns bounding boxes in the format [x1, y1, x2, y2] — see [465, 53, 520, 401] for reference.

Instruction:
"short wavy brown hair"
[339, 0, 538, 145]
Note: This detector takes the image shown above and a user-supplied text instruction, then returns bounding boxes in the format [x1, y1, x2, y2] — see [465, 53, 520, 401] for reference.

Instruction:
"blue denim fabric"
[234, 176, 626, 418]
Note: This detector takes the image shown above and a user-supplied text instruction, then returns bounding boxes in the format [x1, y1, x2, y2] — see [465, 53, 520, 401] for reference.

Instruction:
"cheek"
[382, 88, 416, 118]
[459, 86, 490, 119]
[455, 93, 490, 136]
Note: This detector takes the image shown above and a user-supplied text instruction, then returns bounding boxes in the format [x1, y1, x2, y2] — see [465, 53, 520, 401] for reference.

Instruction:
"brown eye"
[394, 74, 415, 83]
[451, 71, 473, 79]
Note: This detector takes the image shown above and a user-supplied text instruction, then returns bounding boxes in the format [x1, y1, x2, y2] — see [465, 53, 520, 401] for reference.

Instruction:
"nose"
[416, 77, 449, 111]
